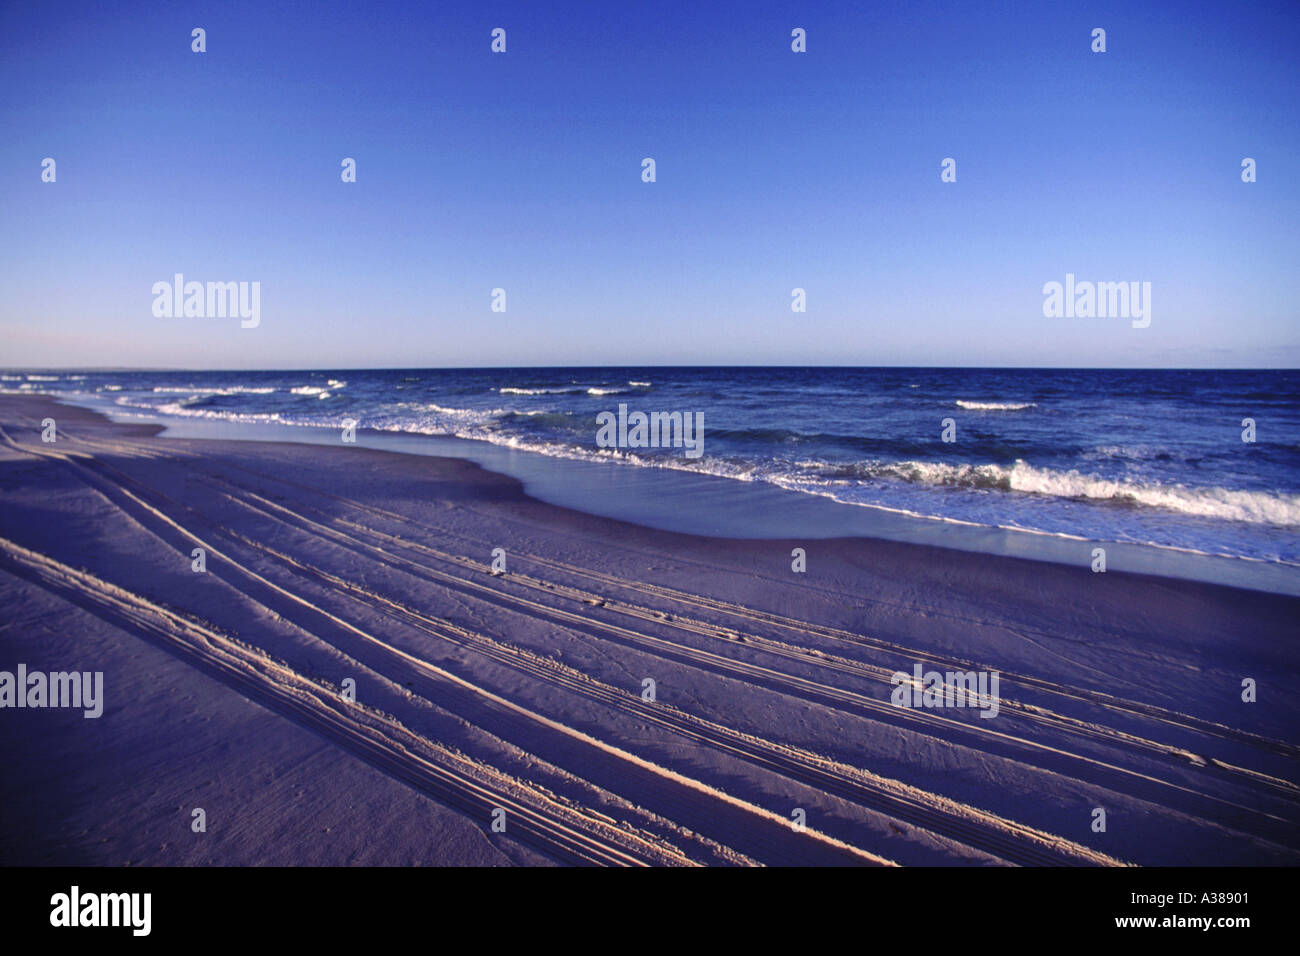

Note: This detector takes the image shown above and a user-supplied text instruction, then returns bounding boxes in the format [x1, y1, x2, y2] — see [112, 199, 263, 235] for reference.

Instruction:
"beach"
[1, 393, 1297, 866]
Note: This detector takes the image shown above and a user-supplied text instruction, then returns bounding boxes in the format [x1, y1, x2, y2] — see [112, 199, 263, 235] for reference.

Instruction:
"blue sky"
[1, 0, 1297, 369]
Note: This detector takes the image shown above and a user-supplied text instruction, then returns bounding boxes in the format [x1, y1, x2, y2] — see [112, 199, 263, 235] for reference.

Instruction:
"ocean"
[6, 366, 1298, 568]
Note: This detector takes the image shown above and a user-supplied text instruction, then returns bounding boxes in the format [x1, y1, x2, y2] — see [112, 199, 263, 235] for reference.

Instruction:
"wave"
[75, 381, 1300, 539]
[955, 400, 1037, 411]
[99, 396, 1300, 527]
[498, 385, 635, 397]
[498, 386, 580, 395]
[853, 459, 1300, 526]
[151, 385, 278, 395]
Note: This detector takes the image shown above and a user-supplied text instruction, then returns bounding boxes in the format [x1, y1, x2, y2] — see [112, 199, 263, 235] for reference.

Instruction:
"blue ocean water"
[7, 367, 1298, 565]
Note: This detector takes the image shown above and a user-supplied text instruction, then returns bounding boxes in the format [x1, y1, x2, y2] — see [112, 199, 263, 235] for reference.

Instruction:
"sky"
[1, 0, 1297, 369]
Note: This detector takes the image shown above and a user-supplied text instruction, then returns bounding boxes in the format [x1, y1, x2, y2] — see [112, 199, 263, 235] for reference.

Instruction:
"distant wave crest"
[955, 400, 1037, 411]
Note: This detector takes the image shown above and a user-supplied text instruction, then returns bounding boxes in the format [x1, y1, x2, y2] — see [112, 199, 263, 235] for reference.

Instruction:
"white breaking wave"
[151, 385, 277, 395]
[871, 459, 1300, 526]
[499, 385, 631, 396]
[955, 400, 1037, 411]
[409, 401, 506, 420]
[291, 380, 345, 398]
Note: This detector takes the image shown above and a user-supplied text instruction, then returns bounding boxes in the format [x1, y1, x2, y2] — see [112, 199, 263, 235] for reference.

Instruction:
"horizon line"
[2, 364, 1298, 373]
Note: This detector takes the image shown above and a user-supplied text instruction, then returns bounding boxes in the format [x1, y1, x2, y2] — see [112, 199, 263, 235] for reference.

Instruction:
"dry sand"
[1, 394, 1296, 866]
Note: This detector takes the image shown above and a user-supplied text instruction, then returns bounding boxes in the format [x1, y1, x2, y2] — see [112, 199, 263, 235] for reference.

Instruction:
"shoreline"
[40, 390, 1300, 598]
[2, 392, 1297, 866]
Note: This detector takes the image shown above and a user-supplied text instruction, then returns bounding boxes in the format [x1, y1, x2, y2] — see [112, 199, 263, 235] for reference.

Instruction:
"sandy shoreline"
[63, 390, 1300, 597]
[1, 394, 1297, 866]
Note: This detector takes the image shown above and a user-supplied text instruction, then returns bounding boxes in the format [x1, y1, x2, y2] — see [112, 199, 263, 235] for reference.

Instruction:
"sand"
[1, 394, 1296, 866]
